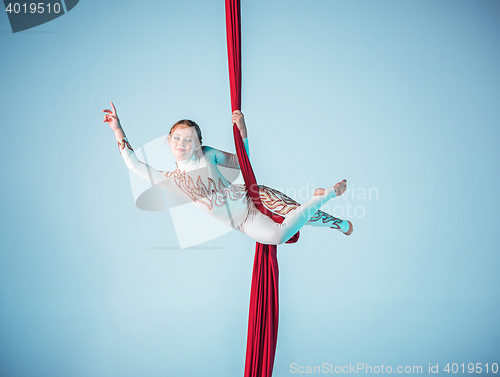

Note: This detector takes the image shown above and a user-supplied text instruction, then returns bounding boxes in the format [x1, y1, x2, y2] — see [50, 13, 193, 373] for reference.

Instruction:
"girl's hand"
[232, 110, 247, 139]
[103, 101, 126, 140]
[103, 101, 122, 132]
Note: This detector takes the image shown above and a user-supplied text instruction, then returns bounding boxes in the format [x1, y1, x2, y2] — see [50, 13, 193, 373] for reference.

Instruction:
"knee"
[251, 225, 288, 245]
[268, 225, 290, 245]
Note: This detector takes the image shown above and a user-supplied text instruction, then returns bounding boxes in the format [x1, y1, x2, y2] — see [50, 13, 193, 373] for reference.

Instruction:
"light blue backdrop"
[1, 1, 499, 376]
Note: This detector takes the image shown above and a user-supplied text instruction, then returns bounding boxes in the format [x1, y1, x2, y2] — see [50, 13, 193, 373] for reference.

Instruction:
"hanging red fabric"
[224, 0, 298, 376]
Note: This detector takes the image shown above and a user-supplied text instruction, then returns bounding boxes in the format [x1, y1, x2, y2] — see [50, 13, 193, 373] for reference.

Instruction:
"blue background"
[1, 0, 499, 376]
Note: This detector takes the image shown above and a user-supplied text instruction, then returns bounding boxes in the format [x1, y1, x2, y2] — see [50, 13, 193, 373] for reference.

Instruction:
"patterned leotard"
[118, 138, 345, 244]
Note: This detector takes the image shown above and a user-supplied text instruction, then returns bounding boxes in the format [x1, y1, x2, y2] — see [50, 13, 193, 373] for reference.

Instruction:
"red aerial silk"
[225, 1, 299, 376]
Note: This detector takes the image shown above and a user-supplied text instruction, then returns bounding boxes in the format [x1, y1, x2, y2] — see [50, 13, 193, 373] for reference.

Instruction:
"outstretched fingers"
[102, 102, 117, 115]
[110, 101, 117, 115]
[103, 102, 118, 123]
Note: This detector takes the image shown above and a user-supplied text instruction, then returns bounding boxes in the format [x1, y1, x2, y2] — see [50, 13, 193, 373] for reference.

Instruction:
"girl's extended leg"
[241, 180, 351, 245]
[258, 185, 352, 233]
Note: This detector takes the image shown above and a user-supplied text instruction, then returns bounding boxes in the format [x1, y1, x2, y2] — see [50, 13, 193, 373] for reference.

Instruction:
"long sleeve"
[117, 138, 166, 185]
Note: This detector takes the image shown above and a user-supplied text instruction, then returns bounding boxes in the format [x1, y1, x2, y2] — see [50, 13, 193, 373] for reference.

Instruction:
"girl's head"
[167, 120, 203, 161]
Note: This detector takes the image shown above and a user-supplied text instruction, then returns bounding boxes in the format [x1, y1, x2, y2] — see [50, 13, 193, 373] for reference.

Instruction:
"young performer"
[103, 102, 353, 245]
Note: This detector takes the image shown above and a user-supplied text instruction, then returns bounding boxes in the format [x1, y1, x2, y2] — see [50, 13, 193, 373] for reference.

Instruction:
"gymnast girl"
[103, 101, 353, 244]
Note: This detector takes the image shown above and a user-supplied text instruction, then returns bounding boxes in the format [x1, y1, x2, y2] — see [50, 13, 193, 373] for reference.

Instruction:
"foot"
[343, 220, 353, 236]
[334, 179, 347, 196]
[314, 179, 347, 197]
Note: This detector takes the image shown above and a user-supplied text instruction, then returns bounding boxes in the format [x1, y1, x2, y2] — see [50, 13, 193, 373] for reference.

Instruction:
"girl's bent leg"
[276, 186, 338, 242]
[258, 185, 351, 233]
[242, 183, 346, 245]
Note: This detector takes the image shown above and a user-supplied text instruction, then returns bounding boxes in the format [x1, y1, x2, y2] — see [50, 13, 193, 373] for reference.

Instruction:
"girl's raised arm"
[103, 101, 166, 185]
[205, 110, 250, 168]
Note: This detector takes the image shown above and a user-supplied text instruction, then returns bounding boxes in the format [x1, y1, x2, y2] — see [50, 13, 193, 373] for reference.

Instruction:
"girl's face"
[168, 126, 200, 161]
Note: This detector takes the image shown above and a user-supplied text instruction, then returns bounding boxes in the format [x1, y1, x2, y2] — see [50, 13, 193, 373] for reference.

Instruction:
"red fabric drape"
[225, 1, 298, 376]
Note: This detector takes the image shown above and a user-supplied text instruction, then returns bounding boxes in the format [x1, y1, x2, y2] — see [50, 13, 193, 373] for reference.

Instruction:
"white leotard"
[119, 137, 253, 230]
[118, 138, 341, 244]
